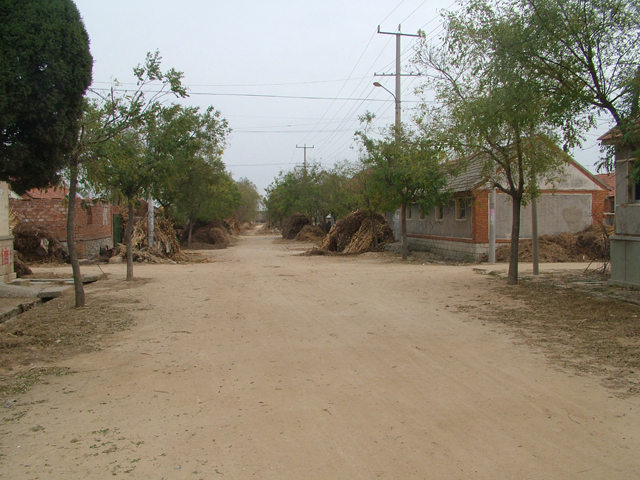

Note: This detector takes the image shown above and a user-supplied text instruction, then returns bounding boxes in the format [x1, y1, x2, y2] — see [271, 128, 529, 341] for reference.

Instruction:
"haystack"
[12, 221, 67, 263]
[320, 211, 394, 254]
[192, 225, 229, 247]
[282, 214, 311, 239]
[295, 224, 325, 242]
[494, 224, 613, 262]
[116, 213, 182, 262]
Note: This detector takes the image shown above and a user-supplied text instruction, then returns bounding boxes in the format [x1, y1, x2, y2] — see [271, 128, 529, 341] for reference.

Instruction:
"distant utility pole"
[374, 24, 421, 130]
[296, 144, 314, 171]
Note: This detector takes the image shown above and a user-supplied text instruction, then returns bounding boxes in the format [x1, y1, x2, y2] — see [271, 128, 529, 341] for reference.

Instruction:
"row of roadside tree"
[265, 0, 640, 286]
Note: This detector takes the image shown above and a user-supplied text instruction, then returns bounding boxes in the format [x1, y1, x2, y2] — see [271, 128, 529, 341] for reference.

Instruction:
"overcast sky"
[73, 0, 610, 195]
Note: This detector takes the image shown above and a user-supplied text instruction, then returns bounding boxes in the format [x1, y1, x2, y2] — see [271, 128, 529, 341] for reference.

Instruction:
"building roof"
[595, 173, 615, 193]
[445, 153, 608, 193]
[446, 154, 487, 193]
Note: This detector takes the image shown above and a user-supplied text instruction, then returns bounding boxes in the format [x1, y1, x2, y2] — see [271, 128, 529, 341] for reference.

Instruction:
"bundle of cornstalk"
[317, 211, 395, 254]
[116, 214, 183, 263]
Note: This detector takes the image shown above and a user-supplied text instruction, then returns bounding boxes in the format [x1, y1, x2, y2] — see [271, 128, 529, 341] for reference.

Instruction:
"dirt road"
[2, 235, 639, 479]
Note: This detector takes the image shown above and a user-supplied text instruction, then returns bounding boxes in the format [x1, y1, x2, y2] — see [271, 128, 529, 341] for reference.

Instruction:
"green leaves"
[356, 125, 449, 214]
[264, 163, 354, 225]
[0, 0, 92, 193]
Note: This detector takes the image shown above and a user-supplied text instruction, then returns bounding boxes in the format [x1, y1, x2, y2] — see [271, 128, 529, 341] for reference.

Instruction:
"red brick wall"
[472, 190, 490, 243]
[10, 198, 114, 258]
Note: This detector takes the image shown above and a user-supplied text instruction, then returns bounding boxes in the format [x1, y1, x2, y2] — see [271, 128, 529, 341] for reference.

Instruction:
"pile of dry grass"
[192, 223, 229, 247]
[226, 213, 243, 235]
[282, 214, 311, 240]
[13, 252, 32, 277]
[318, 211, 395, 254]
[494, 224, 613, 262]
[116, 213, 182, 262]
[12, 221, 67, 263]
[295, 224, 325, 242]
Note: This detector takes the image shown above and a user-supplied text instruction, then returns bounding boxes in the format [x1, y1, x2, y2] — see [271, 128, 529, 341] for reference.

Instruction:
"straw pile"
[494, 224, 613, 262]
[116, 213, 182, 262]
[12, 221, 67, 263]
[318, 211, 395, 254]
[282, 214, 311, 240]
[295, 225, 325, 242]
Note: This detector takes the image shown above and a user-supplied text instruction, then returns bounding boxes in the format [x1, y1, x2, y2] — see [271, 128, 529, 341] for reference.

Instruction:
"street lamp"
[373, 81, 400, 133]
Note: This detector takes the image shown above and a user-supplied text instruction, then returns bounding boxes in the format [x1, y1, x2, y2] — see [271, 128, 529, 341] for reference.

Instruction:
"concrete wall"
[400, 200, 473, 239]
[0, 182, 15, 282]
[610, 236, 640, 288]
[496, 193, 594, 239]
[407, 236, 488, 261]
[609, 146, 640, 287]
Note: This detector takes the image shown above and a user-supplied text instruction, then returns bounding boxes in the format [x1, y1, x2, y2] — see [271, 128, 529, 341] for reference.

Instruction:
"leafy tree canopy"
[0, 0, 92, 193]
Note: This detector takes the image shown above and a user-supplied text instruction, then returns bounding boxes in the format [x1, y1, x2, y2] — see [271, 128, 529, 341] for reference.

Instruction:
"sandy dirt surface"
[2, 234, 640, 479]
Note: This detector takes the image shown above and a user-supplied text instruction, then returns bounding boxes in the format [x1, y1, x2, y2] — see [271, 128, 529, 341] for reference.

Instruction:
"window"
[419, 210, 426, 220]
[435, 205, 444, 220]
[455, 198, 471, 220]
[406, 205, 412, 220]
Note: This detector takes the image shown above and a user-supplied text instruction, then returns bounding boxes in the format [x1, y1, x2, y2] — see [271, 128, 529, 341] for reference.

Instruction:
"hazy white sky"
[73, 0, 609, 194]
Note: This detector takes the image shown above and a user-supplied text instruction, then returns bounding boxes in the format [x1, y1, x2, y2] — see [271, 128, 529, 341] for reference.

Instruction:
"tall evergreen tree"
[0, 0, 92, 193]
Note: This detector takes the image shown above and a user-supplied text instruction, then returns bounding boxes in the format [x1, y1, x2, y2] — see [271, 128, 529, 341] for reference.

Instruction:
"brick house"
[10, 186, 117, 259]
[595, 173, 615, 226]
[599, 129, 640, 288]
[386, 156, 609, 261]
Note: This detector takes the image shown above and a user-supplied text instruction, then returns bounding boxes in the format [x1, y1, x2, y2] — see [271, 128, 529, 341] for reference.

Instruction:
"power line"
[89, 87, 422, 103]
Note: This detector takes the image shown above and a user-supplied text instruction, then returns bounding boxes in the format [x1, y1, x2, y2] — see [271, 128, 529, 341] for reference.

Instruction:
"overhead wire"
[312, 0, 454, 164]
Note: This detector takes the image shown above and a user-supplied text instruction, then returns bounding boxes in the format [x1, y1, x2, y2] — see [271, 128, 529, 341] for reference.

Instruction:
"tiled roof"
[445, 154, 489, 193]
[595, 173, 615, 193]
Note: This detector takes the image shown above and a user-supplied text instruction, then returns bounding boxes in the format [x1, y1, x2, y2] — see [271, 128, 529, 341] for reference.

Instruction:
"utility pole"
[375, 25, 421, 131]
[375, 25, 420, 261]
[296, 144, 314, 171]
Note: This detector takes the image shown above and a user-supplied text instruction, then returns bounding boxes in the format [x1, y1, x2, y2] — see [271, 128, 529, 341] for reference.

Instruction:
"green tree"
[356, 122, 449, 261]
[148, 104, 234, 246]
[169, 160, 240, 247]
[516, 0, 640, 168]
[413, 0, 574, 283]
[235, 178, 261, 224]
[0, 0, 92, 193]
[69, 52, 186, 301]
[264, 163, 353, 229]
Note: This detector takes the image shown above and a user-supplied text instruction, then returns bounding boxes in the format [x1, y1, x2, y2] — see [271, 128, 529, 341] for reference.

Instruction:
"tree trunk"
[188, 219, 194, 248]
[401, 202, 408, 261]
[370, 210, 378, 249]
[66, 161, 85, 307]
[147, 192, 154, 250]
[126, 203, 134, 281]
[507, 195, 522, 285]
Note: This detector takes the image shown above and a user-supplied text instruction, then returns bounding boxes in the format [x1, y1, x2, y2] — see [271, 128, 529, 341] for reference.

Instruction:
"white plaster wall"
[0, 182, 9, 237]
[537, 162, 600, 190]
[0, 181, 15, 282]
[496, 193, 592, 239]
